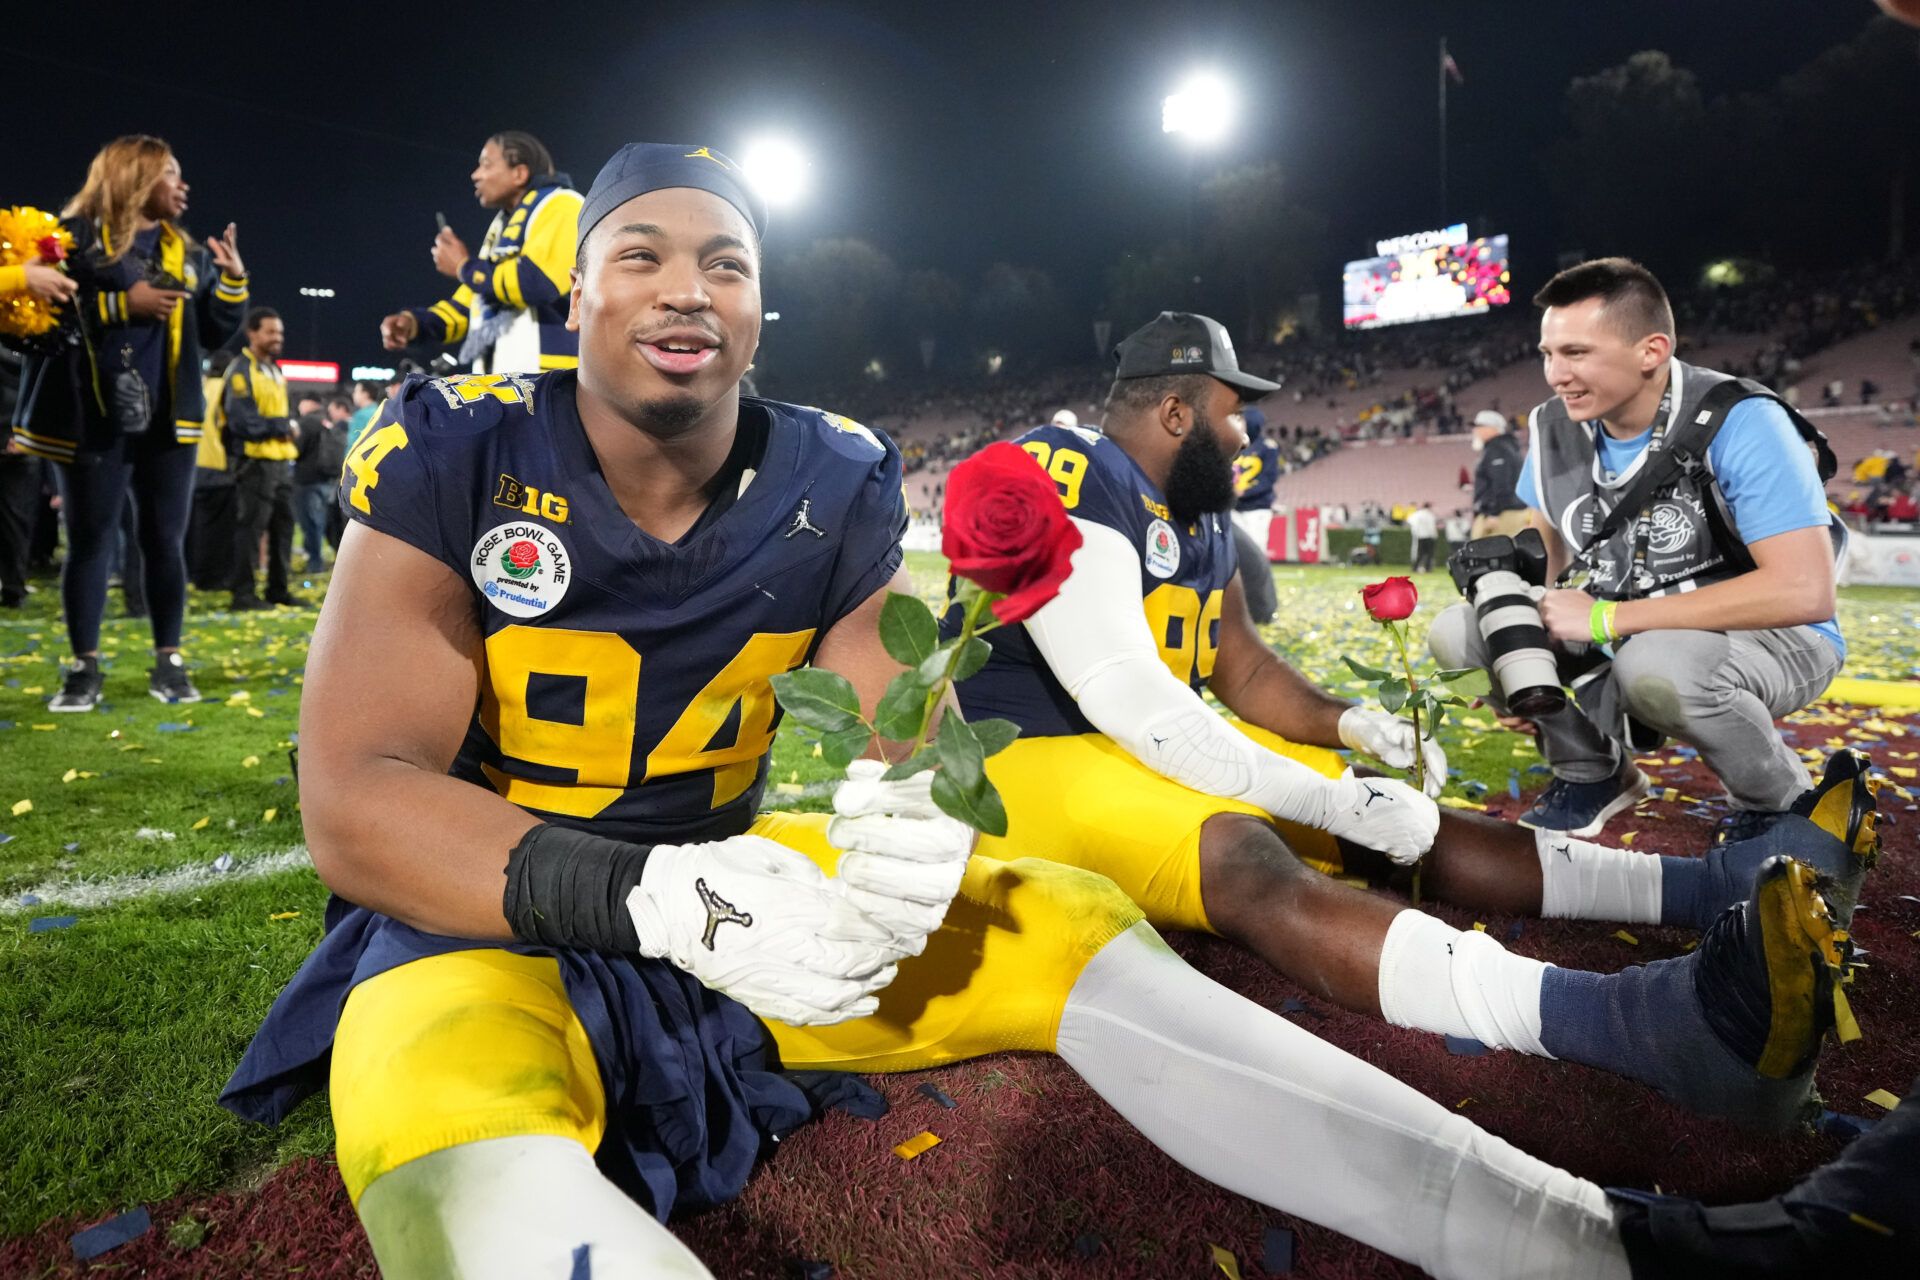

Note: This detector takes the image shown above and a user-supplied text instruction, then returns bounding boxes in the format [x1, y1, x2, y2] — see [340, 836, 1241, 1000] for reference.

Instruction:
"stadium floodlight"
[740, 137, 810, 207]
[298, 287, 336, 298]
[1161, 72, 1234, 145]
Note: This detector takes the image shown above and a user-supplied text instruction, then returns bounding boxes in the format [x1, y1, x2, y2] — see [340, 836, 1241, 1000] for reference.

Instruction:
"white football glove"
[1317, 768, 1440, 866]
[827, 759, 976, 958]
[628, 835, 900, 1027]
[1338, 705, 1449, 799]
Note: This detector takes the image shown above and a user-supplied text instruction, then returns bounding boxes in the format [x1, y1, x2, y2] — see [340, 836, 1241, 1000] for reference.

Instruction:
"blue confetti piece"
[4, 677, 17, 688]
[1280, 996, 1307, 1014]
[267, 687, 288, 696]
[156, 722, 195, 733]
[1263, 1225, 1296, 1274]
[212, 853, 234, 873]
[791, 1261, 835, 1280]
[1070, 1234, 1105, 1260]
[1817, 1110, 1878, 1140]
[63, 842, 80, 853]
[1445, 1035, 1489, 1057]
[71, 1206, 149, 1260]
[1525, 763, 1553, 775]
[31, 915, 78, 933]
[569, 1243, 591, 1279]
[1672, 746, 1698, 759]
[1463, 779, 1488, 794]
[0, 720, 14, 730]
[0, 832, 11, 846]
[1508, 772, 1522, 800]
[1506, 920, 1524, 942]
[916, 1083, 958, 1109]
[19, 893, 39, 906]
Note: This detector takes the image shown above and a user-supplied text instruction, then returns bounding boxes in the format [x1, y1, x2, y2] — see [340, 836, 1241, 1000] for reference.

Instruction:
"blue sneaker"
[1519, 765, 1649, 837]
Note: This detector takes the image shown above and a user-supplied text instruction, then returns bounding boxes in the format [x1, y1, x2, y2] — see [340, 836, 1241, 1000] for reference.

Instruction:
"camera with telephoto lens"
[1446, 528, 1567, 717]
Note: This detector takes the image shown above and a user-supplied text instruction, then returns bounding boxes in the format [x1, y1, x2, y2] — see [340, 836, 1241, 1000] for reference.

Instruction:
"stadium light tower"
[740, 137, 811, 208]
[1161, 72, 1235, 146]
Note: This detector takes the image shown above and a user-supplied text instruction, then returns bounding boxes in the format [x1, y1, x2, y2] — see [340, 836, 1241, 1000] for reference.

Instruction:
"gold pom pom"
[0, 206, 77, 340]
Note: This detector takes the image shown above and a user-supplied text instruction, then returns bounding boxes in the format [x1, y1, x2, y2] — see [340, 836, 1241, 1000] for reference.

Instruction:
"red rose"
[35, 235, 65, 263]
[508, 540, 539, 569]
[942, 442, 1083, 624]
[1361, 576, 1418, 622]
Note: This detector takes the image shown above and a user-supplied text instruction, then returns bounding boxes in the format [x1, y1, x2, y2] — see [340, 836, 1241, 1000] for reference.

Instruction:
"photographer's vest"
[1529, 359, 1750, 601]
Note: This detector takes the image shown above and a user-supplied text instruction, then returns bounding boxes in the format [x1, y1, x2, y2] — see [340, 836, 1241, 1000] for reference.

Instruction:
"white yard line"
[2, 846, 314, 914]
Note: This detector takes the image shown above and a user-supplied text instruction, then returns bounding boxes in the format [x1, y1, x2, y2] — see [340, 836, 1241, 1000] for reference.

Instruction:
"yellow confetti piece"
[21, 686, 43, 695]
[1891, 766, 1917, 779]
[892, 1131, 940, 1159]
[1613, 929, 1640, 946]
[263, 808, 278, 823]
[241, 755, 260, 768]
[811, 742, 823, 757]
[31, 723, 56, 731]
[1210, 1244, 1242, 1279]
[1455, 1097, 1474, 1109]
[192, 816, 210, 830]
[1832, 986, 1861, 1044]
[1849, 1213, 1894, 1237]
[226, 690, 251, 705]
[787, 770, 799, 783]
[1865, 1088, 1902, 1111]
[1620, 832, 1637, 845]
[61, 768, 78, 783]
[1472, 922, 1486, 932]
[9, 799, 30, 816]
[774, 782, 804, 796]
[1437, 795, 1488, 811]
[246, 706, 265, 718]
[268, 911, 300, 921]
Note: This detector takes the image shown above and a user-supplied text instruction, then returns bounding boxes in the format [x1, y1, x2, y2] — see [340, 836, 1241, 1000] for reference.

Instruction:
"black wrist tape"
[502, 823, 652, 953]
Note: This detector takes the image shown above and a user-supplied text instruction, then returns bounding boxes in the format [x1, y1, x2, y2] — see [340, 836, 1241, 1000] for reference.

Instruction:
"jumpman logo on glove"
[697, 878, 754, 950]
[1362, 783, 1389, 807]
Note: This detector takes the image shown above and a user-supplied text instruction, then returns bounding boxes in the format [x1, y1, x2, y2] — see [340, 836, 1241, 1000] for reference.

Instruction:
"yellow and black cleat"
[1797, 747, 1881, 866]
[1752, 856, 1856, 1080]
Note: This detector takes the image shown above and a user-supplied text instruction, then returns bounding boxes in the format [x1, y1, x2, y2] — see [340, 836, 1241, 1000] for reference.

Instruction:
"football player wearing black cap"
[948, 309, 1875, 1135]
[220, 145, 1891, 1278]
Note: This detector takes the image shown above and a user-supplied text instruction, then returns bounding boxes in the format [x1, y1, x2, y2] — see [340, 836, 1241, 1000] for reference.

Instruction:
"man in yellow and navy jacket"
[223, 308, 301, 610]
[378, 131, 581, 374]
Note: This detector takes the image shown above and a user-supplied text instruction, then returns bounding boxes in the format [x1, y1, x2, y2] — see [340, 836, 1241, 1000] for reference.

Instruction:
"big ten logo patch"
[431, 373, 538, 410]
[494, 473, 570, 523]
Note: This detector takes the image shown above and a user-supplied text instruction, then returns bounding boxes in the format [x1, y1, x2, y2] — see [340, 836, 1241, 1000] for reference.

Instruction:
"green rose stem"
[1384, 617, 1427, 904]
[909, 585, 1000, 759]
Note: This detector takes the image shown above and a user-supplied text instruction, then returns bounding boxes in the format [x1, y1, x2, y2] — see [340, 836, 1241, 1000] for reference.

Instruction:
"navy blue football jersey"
[945, 424, 1236, 737]
[1233, 437, 1280, 510]
[340, 371, 906, 845]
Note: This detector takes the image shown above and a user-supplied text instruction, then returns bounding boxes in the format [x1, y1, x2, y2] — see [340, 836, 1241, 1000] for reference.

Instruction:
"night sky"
[4, 1, 1882, 366]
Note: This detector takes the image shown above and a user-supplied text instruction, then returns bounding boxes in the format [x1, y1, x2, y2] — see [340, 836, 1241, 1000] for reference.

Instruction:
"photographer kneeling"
[1429, 258, 1844, 840]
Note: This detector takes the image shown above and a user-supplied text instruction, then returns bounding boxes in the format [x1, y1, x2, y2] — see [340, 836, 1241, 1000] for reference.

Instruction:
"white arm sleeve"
[1023, 517, 1339, 830]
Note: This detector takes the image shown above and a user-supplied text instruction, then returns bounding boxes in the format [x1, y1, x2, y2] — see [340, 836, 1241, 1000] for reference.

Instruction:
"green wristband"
[1589, 599, 1617, 646]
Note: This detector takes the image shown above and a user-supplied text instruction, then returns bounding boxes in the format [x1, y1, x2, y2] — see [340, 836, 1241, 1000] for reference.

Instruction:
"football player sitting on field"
[219, 144, 1907, 1280]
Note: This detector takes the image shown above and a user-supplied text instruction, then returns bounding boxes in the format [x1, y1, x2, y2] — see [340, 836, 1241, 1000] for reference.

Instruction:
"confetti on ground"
[1264, 1226, 1296, 1274]
[69, 1206, 150, 1261]
[241, 755, 260, 768]
[268, 911, 300, 922]
[916, 1083, 958, 1109]
[774, 782, 804, 795]
[156, 722, 194, 733]
[10, 799, 30, 816]
[1865, 1089, 1903, 1111]
[0, 833, 11, 846]
[212, 853, 234, 872]
[1614, 930, 1640, 946]
[892, 1131, 940, 1159]
[134, 828, 175, 842]
[263, 808, 278, 823]
[1210, 1242, 1243, 1278]
[1444, 1036, 1489, 1056]
[1071, 1233, 1105, 1259]
[29, 916, 78, 933]
[789, 1261, 833, 1280]
[192, 816, 211, 830]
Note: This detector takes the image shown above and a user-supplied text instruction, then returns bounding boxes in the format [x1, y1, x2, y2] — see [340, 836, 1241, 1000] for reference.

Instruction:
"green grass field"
[2, 559, 1916, 1243]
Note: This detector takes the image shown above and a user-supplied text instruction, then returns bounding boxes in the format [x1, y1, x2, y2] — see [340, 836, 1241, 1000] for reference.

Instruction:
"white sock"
[1057, 922, 1627, 1280]
[357, 1135, 713, 1280]
[1377, 909, 1552, 1057]
[1535, 829, 1664, 923]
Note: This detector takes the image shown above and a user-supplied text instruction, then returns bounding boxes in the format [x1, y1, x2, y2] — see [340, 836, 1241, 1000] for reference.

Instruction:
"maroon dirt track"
[6, 713, 1916, 1279]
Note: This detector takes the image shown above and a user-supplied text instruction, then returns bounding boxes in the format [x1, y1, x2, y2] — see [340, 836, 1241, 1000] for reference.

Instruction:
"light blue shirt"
[1519, 396, 1844, 659]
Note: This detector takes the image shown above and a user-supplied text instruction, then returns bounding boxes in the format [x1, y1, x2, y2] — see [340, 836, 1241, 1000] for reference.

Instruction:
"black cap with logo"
[1112, 311, 1280, 397]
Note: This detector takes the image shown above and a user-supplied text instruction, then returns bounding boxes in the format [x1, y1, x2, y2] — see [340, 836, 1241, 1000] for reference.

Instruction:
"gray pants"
[1428, 602, 1842, 811]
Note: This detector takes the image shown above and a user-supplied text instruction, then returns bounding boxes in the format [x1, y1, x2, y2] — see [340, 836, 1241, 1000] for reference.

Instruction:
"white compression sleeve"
[1058, 923, 1627, 1280]
[1376, 909, 1551, 1057]
[356, 1135, 714, 1279]
[1535, 830, 1665, 923]
[1024, 517, 1339, 828]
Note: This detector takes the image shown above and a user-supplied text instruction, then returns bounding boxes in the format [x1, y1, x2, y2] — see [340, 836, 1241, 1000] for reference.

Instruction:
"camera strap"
[1558, 377, 1841, 593]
